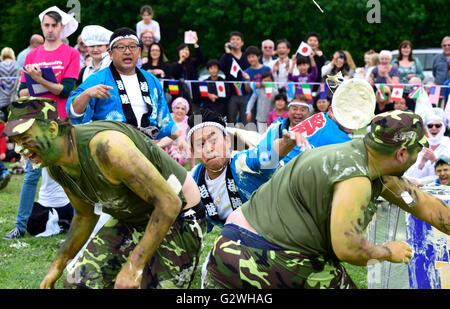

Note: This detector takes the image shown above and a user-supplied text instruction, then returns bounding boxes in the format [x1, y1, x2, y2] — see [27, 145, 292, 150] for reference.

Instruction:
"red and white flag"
[216, 81, 226, 97]
[391, 85, 404, 102]
[230, 58, 242, 78]
[297, 41, 312, 56]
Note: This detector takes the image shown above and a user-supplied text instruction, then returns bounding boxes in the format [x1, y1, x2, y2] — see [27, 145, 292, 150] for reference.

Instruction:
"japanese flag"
[216, 81, 226, 97]
[230, 58, 242, 78]
[297, 41, 312, 56]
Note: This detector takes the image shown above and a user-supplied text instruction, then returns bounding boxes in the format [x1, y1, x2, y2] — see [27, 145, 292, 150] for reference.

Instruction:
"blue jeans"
[15, 161, 42, 233]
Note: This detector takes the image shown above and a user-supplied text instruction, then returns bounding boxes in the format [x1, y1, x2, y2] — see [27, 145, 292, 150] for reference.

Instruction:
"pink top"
[267, 110, 288, 126]
[20, 44, 80, 119]
[174, 115, 189, 139]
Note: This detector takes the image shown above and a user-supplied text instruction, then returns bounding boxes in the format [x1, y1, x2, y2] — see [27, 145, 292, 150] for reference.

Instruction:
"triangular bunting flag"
[265, 82, 274, 99]
[216, 81, 226, 98]
[391, 85, 404, 102]
[249, 81, 257, 94]
[230, 58, 242, 78]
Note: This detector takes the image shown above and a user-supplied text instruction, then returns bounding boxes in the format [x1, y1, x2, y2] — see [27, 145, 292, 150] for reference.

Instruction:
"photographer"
[219, 31, 250, 125]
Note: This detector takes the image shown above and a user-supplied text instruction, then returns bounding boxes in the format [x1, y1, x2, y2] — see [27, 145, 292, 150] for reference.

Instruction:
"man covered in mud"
[202, 110, 450, 289]
[5, 97, 206, 289]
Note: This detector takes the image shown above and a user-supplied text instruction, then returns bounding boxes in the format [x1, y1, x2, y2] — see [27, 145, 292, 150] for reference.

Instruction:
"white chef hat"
[81, 25, 113, 47]
[39, 6, 78, 39]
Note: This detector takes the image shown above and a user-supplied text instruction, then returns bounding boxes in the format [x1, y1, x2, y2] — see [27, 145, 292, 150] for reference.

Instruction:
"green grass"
[0, 165, 367, 289]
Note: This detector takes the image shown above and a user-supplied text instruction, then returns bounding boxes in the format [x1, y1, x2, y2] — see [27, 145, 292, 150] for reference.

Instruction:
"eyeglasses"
[427, 123, 442, 129]
[112, 44, 139, 52]
[263, 46, 273, 49]
[142, 36, 154, 39]
[442, 44, 450, 47]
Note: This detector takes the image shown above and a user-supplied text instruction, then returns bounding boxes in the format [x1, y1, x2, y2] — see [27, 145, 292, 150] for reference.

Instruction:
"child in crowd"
[435, 155, 450, 186]
[243, 46, 271, 123]
[313, 93, 331, 114]
[393, 97, 409, 111]
[136, 5, 161, 42]
[267, 93, 289, 126]
[288, 53, 317, 97]
[246, 72, 278, 133]
[203, 59, 228, 119]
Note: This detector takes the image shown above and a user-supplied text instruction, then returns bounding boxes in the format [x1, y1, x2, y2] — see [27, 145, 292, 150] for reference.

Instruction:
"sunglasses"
[427, 123, 442, 129]
[442, 44, 450, 47]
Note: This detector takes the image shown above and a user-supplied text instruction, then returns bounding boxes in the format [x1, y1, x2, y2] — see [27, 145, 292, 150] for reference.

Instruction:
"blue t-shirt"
[260, 112, 352, 166]
[67, 67, 176, 140]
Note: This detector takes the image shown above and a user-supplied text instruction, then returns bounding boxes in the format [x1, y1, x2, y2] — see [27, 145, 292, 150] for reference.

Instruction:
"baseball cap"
[365, 110, 429, 149]
[4, 97, 59, 137]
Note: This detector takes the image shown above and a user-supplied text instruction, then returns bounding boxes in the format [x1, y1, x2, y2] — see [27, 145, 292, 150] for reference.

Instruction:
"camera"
[227, 43, 237, 49]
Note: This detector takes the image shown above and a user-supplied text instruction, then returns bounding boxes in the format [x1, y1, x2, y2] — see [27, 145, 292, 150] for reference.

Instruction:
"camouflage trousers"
[64, 202, 206, 289]
[202, 224, 357, 289]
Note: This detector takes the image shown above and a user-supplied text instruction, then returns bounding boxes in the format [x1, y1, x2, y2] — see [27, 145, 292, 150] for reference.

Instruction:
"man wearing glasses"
[433, 36, 450, 85]
[67, 28, 184, 147]
[259, 39, 276, 67]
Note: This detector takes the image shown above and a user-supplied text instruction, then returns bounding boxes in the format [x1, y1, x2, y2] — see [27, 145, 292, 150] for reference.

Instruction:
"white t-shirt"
[136, 20, 161, 42]
[120, 74, 149, 127]
[204, 167, 232, 221]
[37, 168, 70, 208]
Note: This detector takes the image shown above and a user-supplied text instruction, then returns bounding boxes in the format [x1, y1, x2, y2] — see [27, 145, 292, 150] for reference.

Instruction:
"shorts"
[64, 202, 206, 289]
[202, 223, 357, 289]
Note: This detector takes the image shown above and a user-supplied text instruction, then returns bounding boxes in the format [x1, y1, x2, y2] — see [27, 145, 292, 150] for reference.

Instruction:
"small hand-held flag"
[230, 58, 242, 78]
[297, 41, 312, 57]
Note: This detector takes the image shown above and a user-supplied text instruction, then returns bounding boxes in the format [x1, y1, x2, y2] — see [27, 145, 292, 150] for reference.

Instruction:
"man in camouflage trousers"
[203, 110, 450, 289]
[4, 97, 206, 289]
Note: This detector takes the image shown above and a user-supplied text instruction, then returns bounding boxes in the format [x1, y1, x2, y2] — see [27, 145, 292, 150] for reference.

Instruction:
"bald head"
[30, 34, 44, 49]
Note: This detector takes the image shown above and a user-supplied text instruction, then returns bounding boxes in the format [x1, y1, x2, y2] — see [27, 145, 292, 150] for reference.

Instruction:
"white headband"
[109, 35, 140, 50]
[187, 122, 227, 145]
[288, 102, 312, 111]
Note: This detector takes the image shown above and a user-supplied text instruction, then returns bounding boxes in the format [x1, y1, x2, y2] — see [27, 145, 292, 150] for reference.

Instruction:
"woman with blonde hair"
[0, 47, 18, 121]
